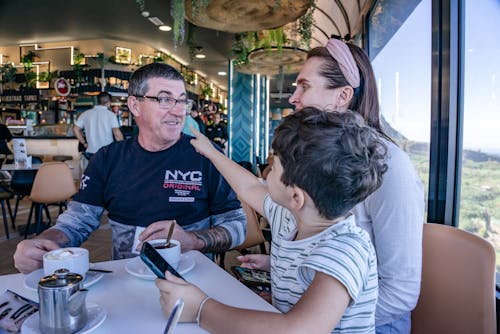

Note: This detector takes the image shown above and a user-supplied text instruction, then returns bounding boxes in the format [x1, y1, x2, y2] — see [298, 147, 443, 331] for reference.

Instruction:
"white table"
[0, 251, 278, 333]
[0, 163, 43, 171]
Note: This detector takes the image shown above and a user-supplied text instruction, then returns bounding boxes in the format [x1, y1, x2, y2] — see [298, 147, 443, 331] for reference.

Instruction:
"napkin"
[0, 290, 39, 333]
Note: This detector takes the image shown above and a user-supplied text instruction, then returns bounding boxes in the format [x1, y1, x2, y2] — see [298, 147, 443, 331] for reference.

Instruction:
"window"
[460, 0, 500, 270]
[368, 0, 432, 213]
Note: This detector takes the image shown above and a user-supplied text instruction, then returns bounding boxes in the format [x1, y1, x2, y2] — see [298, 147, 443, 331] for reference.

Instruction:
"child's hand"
[237, 254, 271, 271]
[189, 126, 218, 158]
[156, 272, 207, 323]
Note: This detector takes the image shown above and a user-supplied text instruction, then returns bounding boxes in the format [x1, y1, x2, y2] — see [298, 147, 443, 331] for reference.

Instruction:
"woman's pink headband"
[325, 38, 360, 88]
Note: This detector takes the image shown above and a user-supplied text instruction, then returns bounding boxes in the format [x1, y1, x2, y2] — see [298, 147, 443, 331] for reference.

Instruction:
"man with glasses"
[13, 63, 246, 273]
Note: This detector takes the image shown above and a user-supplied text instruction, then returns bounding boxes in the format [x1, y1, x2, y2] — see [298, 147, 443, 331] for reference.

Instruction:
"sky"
[371, 0, 500, 155]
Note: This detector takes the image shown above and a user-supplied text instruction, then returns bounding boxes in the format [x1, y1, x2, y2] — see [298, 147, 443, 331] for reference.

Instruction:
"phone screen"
[140, 242, 183, 279]
[231, 266, 271, 286]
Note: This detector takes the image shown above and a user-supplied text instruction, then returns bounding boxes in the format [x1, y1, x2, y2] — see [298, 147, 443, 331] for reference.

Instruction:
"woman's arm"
[157, 271, 349, 334]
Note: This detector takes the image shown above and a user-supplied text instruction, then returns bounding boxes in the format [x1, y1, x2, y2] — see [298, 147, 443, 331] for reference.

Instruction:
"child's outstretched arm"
[190, 126, 267, 216]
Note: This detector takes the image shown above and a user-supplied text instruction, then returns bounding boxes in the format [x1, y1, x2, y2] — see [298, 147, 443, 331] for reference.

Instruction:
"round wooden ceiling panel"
[185, 0, 310, 33]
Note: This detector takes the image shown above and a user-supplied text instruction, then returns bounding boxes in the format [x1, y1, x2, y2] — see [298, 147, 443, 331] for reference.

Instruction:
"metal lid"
[38, 268, 83, 288]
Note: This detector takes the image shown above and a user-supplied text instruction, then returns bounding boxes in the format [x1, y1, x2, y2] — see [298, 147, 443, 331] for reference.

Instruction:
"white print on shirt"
[169, 197, 195, 202]
[163, 170, 202, 191]
[80, 175, 90, 190]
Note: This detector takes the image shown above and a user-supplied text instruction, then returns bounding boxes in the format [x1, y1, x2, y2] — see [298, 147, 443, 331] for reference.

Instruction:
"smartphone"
[231, 266, 271, 287]
[140, 242, 183, 279]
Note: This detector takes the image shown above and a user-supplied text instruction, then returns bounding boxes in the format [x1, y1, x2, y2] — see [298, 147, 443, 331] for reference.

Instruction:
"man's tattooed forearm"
[192, 227, 233, 253]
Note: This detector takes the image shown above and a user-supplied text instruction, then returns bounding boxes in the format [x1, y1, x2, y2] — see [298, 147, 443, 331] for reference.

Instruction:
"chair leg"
[6, 199, 14, 230]
[259, 242, 267, 255]
[35, 203, 44, 235]
[43, 205, 52, 225]
[13, 195, 22, 226]
[24, 203, 35, 239]
[217, 252, 226, 269]
[1, 200, 9, 239]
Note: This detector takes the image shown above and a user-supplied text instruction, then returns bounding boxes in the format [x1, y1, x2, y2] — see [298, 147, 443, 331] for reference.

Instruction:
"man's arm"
[191, 208, 246, 253]
[139, 208, 246, 253]
[73, 125, 87, 149]
[13, 201, 104, 273]
[112, 127, 124, 141]
[51, 201, 105, 246]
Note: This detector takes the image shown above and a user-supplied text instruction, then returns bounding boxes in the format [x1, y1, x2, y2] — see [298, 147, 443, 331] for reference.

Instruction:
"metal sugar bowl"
[38, 269, 88, 334]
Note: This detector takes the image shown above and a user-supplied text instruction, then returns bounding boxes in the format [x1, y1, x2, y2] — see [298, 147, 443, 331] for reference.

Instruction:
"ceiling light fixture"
[217, 71, 227, 76]
[141, 11, 150, 17]
[194, 46, 206, 59]
[148, 17, 164, 26]
[159, 25, 172, 31]
[292, 82, 297, 86]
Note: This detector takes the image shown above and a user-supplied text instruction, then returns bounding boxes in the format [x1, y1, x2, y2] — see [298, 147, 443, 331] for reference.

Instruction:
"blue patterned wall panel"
[229, 69, 254, 163]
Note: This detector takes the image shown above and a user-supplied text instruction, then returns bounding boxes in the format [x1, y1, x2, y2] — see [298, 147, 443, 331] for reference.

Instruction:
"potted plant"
[21, 51, 38, 88]
[0, 63, 17, 90]
[201, 85, 213, 100]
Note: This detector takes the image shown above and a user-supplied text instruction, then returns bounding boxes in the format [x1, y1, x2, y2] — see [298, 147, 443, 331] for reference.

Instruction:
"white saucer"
[125, 253, 195, 280]
[21, 303, 106, 334]
[24, 270, 104, 291]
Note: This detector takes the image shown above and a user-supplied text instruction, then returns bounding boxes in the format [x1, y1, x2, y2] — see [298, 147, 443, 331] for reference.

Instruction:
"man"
[73, 92, 124, 161]
[182, 105, 200, 137]
[190, 104, 206, 135]
[206, 112, 227, 149]
[14, 63, 246, 273]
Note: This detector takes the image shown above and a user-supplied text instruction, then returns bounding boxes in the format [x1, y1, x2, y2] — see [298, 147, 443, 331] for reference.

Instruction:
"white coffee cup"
[148, 239, 181, 269]
[43, 247, 89, 278]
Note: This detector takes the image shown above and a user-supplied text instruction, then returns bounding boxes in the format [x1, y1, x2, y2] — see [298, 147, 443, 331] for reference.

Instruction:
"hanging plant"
[171, 0, 186, 47]
[231, 28, 286, 67]
[201, 84, 213, 98]
[190, 0, 209, 20]
[298, 1, 315, 49]
[187, 22, 197, 61]
[135, 0, 145, 12]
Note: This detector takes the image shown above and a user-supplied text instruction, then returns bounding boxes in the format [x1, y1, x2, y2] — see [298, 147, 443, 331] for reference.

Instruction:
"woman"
[242, 37, 425, 333]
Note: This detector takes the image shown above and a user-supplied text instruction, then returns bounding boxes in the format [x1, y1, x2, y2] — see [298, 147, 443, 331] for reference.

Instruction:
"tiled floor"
[0, 198, 263, 276]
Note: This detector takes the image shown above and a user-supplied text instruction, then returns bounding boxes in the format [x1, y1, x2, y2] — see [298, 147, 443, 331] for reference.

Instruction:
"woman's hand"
[237, 254, 271, 271]
[156, 272, 208, 323]
[189, 126, 219, 159]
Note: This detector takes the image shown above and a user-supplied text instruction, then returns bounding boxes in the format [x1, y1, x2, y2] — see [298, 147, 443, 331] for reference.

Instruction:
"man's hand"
[14, 239, 60, 274]
[138, 220, 202, 252]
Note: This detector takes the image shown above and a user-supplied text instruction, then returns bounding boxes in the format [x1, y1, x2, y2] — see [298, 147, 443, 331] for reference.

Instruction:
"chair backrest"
[411, 223, 496, 334]
[234, 200, 266, 250]
[29, 162, 76, 203]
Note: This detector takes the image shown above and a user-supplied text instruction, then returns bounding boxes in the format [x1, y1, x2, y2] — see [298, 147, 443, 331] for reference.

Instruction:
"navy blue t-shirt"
[74, 135, 241, 227]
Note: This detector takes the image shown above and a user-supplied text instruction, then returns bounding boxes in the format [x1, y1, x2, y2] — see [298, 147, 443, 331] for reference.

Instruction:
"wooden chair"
[24, 162, 76, 237]
[218, 200, 267, 268]
[411, 223, 496, 334]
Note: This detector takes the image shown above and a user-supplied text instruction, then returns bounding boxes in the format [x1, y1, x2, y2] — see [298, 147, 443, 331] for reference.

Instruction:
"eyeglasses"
[134, 95, 193, 113]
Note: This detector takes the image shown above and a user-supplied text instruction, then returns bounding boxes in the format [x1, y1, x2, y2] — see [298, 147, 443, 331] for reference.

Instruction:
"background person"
[205, 112, 227, 149]
[73, 92, 124, 162]
[13, 62, 246, 273]
[157, 108, 387, 333]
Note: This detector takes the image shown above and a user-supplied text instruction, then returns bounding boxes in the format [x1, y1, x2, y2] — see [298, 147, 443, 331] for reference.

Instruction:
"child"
[155, 108, 387, 333]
